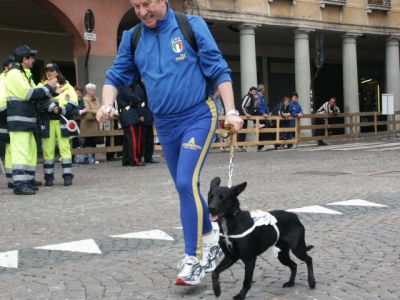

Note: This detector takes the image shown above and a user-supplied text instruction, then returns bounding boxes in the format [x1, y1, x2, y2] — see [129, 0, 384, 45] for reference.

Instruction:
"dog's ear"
[231, 182, 247, 197]
[210, 177, 221, 190]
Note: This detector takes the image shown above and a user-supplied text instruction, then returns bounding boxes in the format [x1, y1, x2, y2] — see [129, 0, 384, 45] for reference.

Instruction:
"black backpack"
[131, 11, 198, 56]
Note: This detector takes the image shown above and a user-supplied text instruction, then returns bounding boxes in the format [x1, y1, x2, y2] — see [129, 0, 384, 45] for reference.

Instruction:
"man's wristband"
[225, 110, 239, 116]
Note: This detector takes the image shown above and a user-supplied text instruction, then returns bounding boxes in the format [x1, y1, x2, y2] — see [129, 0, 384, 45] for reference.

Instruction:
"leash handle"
[219, 123, 235, 139]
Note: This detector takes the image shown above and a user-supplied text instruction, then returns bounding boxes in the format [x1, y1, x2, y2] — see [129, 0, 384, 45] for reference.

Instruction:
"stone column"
[238, 23, 259, 150]
[342, 33, 361, 133]
[238, 24, 259, 96]
[386, 36, 400, 112]
[294, 27, 314, 137]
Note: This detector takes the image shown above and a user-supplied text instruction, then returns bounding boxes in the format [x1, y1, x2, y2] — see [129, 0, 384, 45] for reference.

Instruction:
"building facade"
[1, 0, 399, 130]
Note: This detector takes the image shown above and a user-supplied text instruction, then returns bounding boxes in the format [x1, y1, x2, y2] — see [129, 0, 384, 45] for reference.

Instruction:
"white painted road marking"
[286, 205, 342, 214]
[327, 199, 388, 207]
[111, 229, 174, 241]
[34, 239, 102, 254]
[0, 250, 18, 268]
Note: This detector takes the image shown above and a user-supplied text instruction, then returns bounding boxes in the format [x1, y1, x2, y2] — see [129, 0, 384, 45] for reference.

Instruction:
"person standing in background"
[1, 55, 15, 189]
[81, 83, 101, 160]
[287, 92, 303, 149]
[5, 45, 62, 195]
[134, 81, 159, 164]
[39, 63, 87, 187]
[116, 85, 146, 167]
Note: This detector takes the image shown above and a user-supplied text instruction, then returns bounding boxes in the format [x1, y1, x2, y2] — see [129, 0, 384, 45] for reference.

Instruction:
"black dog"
[208, 177, 316, 300]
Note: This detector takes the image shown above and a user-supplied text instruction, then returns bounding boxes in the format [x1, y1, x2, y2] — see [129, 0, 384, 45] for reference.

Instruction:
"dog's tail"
[306, 245, 314, 252]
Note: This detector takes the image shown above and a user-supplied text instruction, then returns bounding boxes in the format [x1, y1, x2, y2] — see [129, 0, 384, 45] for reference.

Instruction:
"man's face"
[131, 0, 167, 29]
[22, 56, 35, 69]
[75, 90, 83, 100]
[250, 90, 257, 96]
[291, 95, 298, 102]
[329, 98, 336, 106]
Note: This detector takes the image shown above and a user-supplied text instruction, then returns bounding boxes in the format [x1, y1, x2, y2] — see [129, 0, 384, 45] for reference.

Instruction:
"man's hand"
[53, 107, 59, 114]
[298, 112, 304, 117]
[47, 78, 58, 87]
[96, 105, 115, 123]
[262, 113, 269, 118]
[139, 116, 144, 122]
[246, 113, 252, 119]
[55, 86, 64, 94]
[80, 107, 88, 115]
[224, 115, 243, 133]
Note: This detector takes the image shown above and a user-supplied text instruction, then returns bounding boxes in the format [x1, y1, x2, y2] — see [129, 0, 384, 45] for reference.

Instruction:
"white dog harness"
[220, 210, 281, 256]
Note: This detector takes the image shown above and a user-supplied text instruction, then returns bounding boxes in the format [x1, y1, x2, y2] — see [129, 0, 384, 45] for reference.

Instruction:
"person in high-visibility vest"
[39, 63, 87, 186]
[4, 45, 63, 195]
[0, 55, 15, 188]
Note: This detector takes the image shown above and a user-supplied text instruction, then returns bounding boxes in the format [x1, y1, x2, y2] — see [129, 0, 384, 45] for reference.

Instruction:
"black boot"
[13, 186, 36, 195]
[64, 178, 73, 186]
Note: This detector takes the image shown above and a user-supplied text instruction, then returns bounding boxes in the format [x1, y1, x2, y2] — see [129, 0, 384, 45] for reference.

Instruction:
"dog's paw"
[283, 281, 295, 288]
[233, 294, 245, 300]
[213, 283, 221, 297]
[309, 279, 316, 289]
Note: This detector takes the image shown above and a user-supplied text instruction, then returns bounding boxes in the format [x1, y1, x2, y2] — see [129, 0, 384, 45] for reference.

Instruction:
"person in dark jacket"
[316, 97, 340, 146]
[134, 81, 158, 164]
[116, 85, 145, 166]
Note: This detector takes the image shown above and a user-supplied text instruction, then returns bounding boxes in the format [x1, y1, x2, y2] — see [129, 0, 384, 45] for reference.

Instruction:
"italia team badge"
[172, 37, 183, 53]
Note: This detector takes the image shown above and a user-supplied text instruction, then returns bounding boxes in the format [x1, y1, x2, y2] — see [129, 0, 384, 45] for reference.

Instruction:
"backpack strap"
[131, 11, 198, 57]
[174, 12, 198, 52]
[131, 23, 142, 57]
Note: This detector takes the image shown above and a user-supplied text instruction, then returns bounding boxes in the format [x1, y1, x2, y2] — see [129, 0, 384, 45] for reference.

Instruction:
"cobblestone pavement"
[0, 138, 399, 300]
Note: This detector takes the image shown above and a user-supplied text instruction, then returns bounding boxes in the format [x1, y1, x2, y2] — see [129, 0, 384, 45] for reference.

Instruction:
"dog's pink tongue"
[210, 214, 219, 222]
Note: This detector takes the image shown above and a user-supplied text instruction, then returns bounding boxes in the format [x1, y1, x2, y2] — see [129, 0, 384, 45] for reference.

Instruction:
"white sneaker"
[201, 243, 220, 272]
[175, 255, 205, 286]
[257, 147, 267, 152]
[292, 144, 298, 149]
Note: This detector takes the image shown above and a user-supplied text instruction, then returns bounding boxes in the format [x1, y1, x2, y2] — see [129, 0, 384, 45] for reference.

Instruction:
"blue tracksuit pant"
[154, 98, 217, 258]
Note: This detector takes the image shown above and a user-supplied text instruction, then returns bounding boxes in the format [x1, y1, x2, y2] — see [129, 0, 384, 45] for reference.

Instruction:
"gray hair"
[257, 84, 265, 91]
[85, 83, 96, 91]
[130, 0, 168, 5]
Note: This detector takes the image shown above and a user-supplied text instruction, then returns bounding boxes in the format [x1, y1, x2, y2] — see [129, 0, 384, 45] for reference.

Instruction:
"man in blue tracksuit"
[97, 0, 243, 286]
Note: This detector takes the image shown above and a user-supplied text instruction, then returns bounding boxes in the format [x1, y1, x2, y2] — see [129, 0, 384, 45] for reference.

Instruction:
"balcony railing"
[368, 0, 391, 6]
[319, 0, 346, 9]
[366, 0, 391, 13]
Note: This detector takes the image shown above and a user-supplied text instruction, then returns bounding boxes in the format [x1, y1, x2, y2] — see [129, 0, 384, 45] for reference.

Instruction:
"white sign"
[84, 32, 97, 41]
[382, 93, 394, 115]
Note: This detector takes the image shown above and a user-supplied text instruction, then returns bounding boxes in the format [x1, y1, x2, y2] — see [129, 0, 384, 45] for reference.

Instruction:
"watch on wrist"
[226, 109, 239, 116]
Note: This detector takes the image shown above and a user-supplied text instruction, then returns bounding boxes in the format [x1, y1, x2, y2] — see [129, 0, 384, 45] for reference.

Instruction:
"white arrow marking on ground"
[0, 250, 18, 268]
[327, 199, 388, 207]
[111, 229, 174, 241]
[34, 239, 102, 254]
[287, 205, 342, 214]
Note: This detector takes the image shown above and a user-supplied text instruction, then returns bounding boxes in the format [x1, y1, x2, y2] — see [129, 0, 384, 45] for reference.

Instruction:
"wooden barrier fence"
[71, 111, 400, 155]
